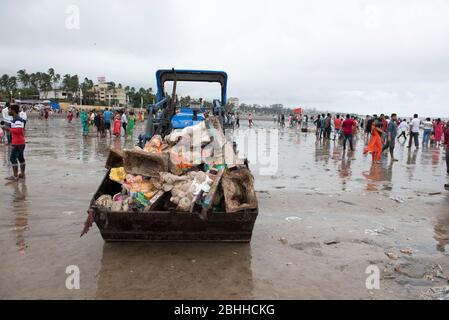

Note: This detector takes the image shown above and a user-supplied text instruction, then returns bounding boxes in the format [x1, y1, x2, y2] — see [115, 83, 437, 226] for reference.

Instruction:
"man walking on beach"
[2, 103, 13, 144]
[324, 113, 332, 139]
[121, 110, 128, 137]
[407, 114, 420, 149]
[382, 113, 399, 162]
[333, 114, 342, 141]
[397, 119, 408, 142]
[248, 113, 254, 128]
[103, 108, 112, 137]
[341, 114, 355, 152]
[314, 115, 321, 139]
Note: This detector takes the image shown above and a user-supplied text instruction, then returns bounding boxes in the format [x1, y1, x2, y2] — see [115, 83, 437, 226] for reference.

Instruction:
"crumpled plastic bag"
[144, 135, 164, 153]
[109, 167, 126, 183]
[123, 174, 155, 194]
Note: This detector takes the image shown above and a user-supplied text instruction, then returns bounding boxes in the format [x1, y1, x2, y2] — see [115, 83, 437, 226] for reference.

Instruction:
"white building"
[228, 97, 239, 108]
[92, 83, 127, 105]
[39, 89, 69, 100]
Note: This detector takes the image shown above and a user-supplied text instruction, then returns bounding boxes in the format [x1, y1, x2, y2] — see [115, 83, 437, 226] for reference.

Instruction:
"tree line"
[0, 68, 157, 108]
[0, 68, 303, 114]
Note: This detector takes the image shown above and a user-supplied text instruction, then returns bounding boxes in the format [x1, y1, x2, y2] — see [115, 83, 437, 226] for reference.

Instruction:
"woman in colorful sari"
[113, 112, 121, 137]
[80, 110, 89, 136]
[363, 122, 383, 164]
[126, 111, 136, 136]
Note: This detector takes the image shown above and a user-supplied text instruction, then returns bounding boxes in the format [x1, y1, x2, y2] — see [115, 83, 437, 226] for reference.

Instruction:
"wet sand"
[0, 117, 448, 299]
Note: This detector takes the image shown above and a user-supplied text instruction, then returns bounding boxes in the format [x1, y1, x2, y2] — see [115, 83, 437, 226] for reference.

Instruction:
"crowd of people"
[69, 108, 140, 138]
[274, 113, 309, 129]
[307, 112, 449, 189]
[1, 102, 449, 190]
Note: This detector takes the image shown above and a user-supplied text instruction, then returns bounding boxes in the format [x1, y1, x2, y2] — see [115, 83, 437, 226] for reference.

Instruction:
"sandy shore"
[0, 118, 448, 299]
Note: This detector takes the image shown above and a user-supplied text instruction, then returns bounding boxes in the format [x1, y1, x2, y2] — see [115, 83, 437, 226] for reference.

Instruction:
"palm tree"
[48, 68, 61, 99]
[0, 74, 9, 98]
[17, 69, 30, 88]
[29, 73, 38, 92]
[62, 74, 79, 101]
[6, 76, 17, 100]
[80, 77, 94, 104]
[0, 74, 8, 87]
[62, 74, 71, 92]
[39, 73, 52, 99]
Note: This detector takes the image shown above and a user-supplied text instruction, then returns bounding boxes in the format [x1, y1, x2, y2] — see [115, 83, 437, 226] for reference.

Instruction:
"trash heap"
[95, 117, 258, 215]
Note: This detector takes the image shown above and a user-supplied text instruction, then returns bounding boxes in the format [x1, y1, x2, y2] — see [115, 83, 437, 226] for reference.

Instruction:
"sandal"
[5, 176, 18, 181]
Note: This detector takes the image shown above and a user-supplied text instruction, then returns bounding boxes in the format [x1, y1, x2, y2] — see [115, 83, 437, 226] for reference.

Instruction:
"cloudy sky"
[1, 0, 449, 116]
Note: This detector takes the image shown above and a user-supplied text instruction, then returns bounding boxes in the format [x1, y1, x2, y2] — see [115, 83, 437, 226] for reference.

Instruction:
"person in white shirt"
[397, 119, 408, 142]
[2, 105, 13, 123]
[2, 103, 13, 144]
[407, 114, 421, 149]
[19, 107, 28, 129]
[421, 117, 433, 147]
[121, 111, 128, 136]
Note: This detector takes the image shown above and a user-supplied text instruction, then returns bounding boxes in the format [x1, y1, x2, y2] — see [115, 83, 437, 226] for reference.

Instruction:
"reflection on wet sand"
[7, 181, 29, 255]
[434, 195, 449, 253]
[407, 148, 419, 165]
[362, 162, 393, 191]
[95, 243, 253, 299]
[339, 153, 353, 179]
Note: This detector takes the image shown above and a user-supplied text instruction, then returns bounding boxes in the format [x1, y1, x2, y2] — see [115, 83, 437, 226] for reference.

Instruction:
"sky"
[1, 0, 449, 116]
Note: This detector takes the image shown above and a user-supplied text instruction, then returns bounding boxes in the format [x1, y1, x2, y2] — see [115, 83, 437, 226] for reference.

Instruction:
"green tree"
[39, 72, 52, 98]
[48, 68, 61, 98]
[17, 69, 30, 88]
[0, 75, 18, 100]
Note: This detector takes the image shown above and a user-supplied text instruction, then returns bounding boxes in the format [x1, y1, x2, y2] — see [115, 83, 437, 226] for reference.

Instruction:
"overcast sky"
[1, 0, 449, 116]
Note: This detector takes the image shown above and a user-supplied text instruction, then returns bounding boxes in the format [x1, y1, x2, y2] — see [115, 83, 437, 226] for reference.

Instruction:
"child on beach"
[1, 104, 26, 180]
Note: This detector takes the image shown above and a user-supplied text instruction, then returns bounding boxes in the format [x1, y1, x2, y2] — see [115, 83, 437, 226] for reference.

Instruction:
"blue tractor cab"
[140, 69, 228, 146]
[171, 107, 206, 129]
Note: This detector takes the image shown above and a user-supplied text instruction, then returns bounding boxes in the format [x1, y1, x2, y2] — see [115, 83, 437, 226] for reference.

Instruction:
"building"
[91, 83, 127, 106]
[39, 89, 70, 100]
[227, 97, 239, 108]
[38, 83, 127, 106]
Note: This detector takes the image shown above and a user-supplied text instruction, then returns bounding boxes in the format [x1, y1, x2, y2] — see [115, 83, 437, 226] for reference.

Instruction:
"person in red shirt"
[333, 114, 342, 141]
[341, 114, 355, 151]
[1, 104, 26, 181]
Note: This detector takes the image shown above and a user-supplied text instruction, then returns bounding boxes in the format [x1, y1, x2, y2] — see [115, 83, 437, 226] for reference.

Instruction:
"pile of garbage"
[95, 117, 257, 215]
